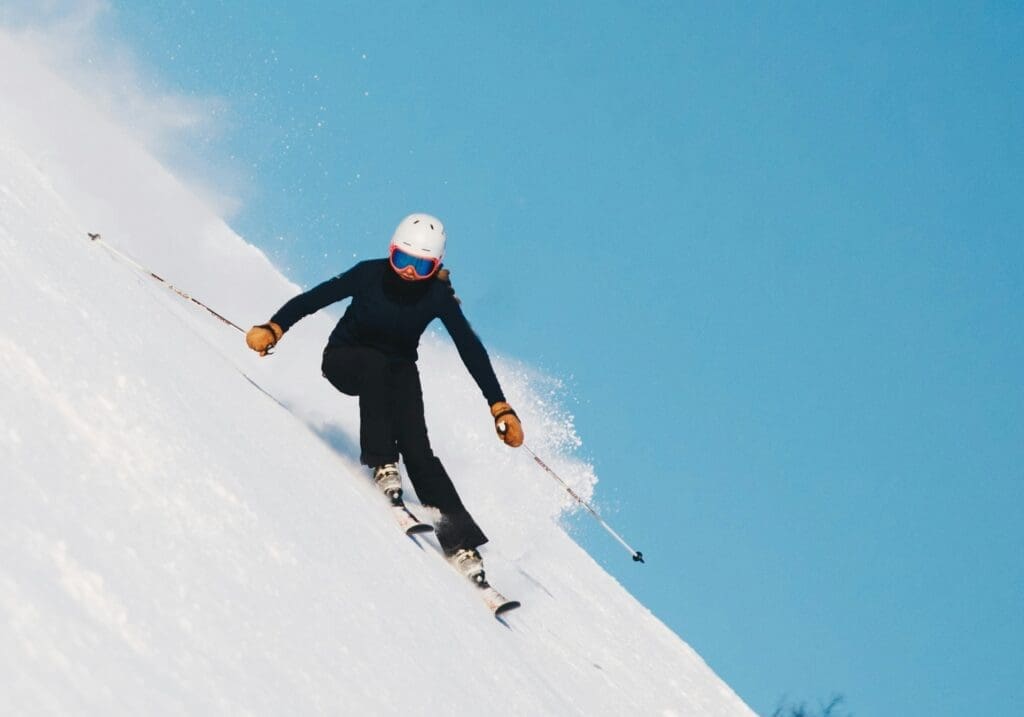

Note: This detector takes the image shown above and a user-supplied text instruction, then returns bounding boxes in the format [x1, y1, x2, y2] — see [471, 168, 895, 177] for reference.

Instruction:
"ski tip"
[405, 523, 434, 535]
[493, 600, 521, 616]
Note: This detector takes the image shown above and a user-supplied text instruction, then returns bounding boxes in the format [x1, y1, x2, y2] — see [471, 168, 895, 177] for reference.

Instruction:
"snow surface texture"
[0, 30, 752, 716]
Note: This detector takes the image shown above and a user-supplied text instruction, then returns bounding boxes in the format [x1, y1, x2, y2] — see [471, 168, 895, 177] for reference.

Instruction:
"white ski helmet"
[389, 213, 446, 262]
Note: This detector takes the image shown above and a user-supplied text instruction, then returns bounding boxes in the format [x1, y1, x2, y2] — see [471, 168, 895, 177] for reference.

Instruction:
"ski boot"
[451, 548, 486, 585]
[372, 463, 403, 504]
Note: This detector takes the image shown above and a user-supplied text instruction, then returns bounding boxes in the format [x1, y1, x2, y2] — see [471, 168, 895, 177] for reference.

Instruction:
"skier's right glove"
[490, 401, 524, 448]
[246, 322, 284, 356]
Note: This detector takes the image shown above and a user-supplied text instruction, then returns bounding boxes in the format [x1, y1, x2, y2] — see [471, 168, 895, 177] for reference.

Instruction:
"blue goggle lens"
[391, 248, 437, 276]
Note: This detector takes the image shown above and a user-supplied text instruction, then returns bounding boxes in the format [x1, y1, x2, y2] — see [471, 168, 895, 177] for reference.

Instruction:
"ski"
[388, 496, 433, 536]
[448, 550, 521, 616]
[373, 467, 519, 617]
[370, 465, 433, 536]
[475, 580, 521, 616]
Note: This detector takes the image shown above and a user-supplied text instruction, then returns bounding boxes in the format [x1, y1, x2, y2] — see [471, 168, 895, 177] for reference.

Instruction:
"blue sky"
[34, 2, 1024, 713]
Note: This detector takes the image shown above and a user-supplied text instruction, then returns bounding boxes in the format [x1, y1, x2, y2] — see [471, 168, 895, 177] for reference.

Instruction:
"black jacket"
[271, 259, 505, 405]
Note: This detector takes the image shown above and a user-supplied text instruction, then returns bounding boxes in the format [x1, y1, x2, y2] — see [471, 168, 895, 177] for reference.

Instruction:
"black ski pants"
[321, 343, 488, 554]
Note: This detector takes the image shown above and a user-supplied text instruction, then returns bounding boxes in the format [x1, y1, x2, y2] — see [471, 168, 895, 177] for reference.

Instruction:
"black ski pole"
[522, 442, 644, 563]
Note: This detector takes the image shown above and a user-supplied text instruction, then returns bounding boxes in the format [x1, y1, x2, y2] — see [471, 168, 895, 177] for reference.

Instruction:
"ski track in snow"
[0, 28, 752, 716]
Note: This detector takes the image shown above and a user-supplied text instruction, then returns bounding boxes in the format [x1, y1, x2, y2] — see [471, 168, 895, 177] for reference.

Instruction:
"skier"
[245, 213, 523, 583]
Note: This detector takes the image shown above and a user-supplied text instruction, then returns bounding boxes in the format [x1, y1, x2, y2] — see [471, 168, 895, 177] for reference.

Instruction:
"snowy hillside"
[0, 29, 752, 716]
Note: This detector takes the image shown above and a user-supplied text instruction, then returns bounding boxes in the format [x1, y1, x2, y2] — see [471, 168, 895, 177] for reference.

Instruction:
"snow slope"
[0, 29, 752, 716]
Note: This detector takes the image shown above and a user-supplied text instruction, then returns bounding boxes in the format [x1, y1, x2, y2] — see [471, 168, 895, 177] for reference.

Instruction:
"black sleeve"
[438, 293, 506, 406]
[270, 263, 366, 332]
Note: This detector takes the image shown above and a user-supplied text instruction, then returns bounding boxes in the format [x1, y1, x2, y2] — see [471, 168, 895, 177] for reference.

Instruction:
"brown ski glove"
[246, 322, 284, 356]
[490, 401, 524, 447]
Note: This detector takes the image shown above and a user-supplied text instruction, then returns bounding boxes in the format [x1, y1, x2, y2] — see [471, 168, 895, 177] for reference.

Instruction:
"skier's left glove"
[490, 401, 523, 448]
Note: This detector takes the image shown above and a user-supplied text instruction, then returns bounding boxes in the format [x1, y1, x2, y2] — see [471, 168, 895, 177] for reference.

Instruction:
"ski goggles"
[389, 246, 440, 279]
